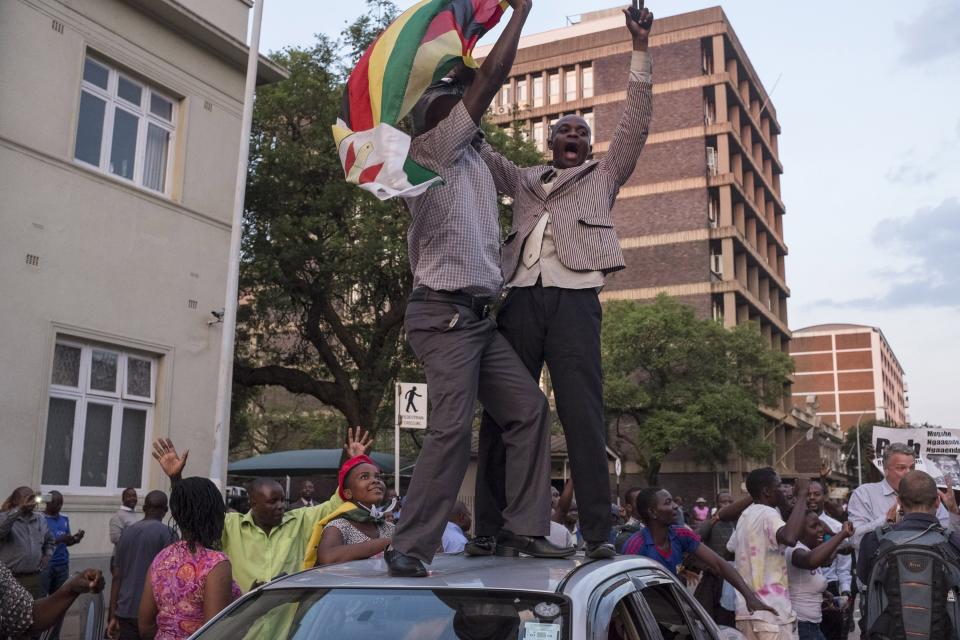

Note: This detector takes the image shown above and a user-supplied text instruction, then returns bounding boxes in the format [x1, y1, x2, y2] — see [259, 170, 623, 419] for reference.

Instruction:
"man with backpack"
[858, 470, 960, 640]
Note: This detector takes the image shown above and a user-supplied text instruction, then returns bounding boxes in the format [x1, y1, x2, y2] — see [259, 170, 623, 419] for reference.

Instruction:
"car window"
[635, 582, 708, 640]
[193, 588, 569, 640]
[608, 596, 653, 640]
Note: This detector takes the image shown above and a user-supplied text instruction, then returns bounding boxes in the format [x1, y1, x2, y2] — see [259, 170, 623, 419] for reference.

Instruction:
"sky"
[254, 0, 960, 426]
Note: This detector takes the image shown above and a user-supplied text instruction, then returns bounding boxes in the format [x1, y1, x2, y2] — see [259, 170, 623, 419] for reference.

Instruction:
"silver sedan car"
[190, 554, 744, 640]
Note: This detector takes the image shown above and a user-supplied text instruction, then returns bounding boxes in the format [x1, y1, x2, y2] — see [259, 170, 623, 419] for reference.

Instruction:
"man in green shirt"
[151, 428, 372, 592]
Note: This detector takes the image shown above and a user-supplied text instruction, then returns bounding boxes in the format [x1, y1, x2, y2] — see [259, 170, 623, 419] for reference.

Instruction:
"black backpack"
[863, 523, 960, 640]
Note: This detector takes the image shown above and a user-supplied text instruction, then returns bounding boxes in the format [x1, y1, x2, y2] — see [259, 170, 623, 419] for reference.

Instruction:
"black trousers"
[393, 297, 553, 563]
[475, 285, 611, 543]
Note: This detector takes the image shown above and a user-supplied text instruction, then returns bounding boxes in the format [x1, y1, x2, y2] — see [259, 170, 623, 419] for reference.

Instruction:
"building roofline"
[123, 0, 288, 85]
[793, 323, 906, 375]
[475, 6, 777, 121]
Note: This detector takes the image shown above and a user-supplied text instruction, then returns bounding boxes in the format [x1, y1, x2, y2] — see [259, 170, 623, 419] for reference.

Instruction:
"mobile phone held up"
[34, 493, 52, 505]
[628, 0, 653, 30]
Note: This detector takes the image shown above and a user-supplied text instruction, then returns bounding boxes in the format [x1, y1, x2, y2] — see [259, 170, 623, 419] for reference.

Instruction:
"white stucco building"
[0, 0, 284, 561]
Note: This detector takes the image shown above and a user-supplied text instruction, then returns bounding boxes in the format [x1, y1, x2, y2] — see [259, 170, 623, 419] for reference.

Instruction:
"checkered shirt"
[402, 102, 503, 298]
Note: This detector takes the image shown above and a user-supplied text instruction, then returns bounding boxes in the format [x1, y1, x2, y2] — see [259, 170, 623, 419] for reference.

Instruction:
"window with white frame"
[582, 66, 594, 99]
[41, 340, 157, 493]
[533, 121, 545, 152]
[565, 69, 577, 102]
[516, 79, 528, 107]
[582, 111, 595, 144]
[500, 82, 512, 107]
[548, 72, 560, 104]
[74, 55, 176, 194]
[532, 76, 544, 107]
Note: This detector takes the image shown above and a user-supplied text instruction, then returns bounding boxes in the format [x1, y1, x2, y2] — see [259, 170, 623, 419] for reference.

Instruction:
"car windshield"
[194, 587, 569, 640]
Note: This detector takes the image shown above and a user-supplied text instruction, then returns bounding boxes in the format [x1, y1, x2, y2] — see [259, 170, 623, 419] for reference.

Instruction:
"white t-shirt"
[547, 521, 574, 548]
[727, 504, 796, 625]
[785, 542, 828, 623]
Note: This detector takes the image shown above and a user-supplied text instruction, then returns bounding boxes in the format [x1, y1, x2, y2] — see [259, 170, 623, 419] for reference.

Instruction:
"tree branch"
[233, 364, 356, 418]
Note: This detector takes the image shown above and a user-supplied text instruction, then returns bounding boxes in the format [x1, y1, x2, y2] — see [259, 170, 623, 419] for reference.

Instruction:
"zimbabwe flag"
[332, 0, 509, 200]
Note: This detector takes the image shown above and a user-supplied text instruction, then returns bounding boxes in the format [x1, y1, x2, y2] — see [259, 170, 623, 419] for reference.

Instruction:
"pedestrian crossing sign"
[396, 382, 427, 429]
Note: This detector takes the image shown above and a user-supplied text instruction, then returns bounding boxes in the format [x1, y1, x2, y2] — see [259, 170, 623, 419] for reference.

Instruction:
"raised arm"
[477, 138, 521, 198]
[776, 479, 810, 547]
[715, 494, 752, 522]
[462, 0, 532, 124]
[600, 7, 654, 186]
[791, 521, 854, 570]
[152, 438, 189, 486]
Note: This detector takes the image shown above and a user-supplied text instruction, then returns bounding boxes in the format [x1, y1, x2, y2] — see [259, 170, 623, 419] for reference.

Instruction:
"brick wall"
[607, 242, 710, 289]
[626, 137, 708, 187]
[614, 189, 709, 237]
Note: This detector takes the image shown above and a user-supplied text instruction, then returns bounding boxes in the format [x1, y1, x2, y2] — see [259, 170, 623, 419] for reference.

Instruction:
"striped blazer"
[478, 80, 653, 280]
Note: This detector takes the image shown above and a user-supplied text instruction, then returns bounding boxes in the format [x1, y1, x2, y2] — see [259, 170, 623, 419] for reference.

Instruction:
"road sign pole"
[395, 383, 401, 494]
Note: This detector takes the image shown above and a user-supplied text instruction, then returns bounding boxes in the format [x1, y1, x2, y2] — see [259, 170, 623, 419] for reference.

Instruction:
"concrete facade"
[790, 323, 909, 429]
[0, 0, 283, 562]
[478, 6, 798, 498]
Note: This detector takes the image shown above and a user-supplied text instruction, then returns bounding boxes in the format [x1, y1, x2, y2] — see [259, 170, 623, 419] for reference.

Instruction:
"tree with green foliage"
[602, 294, 794, 485]
[232, 1, 542, 444]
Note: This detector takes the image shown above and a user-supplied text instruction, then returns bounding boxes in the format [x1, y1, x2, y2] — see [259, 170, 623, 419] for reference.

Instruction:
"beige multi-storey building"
[791, 324, 909, 429]
[0, 0, 283, 561]
[478, 6, 800, 499]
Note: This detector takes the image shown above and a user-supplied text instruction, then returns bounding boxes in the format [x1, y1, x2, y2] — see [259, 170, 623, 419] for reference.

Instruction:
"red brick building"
[790, 324, 909, 430]
[477, 7, 803, 498]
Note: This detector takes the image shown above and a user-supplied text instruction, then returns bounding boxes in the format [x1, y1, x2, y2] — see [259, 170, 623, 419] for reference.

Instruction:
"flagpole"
[210, 0, 266, 486]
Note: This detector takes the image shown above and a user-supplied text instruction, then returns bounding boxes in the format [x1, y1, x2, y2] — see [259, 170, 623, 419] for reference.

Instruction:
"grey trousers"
[393, 299, 553, 563]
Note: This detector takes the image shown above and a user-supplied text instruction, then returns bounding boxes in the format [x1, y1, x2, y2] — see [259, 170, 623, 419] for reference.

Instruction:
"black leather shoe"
[385, 548, 427, 577]
[495, 530, 575, 558]
[585, 541, 616, 559]
[464, 535, 497, 556]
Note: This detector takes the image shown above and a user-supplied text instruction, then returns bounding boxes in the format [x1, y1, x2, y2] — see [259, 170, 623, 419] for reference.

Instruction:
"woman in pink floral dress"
[138, 477, 240, 639]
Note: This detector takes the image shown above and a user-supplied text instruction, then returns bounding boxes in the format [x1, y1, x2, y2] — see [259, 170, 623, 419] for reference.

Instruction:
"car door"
[629, 571, 717, 640]
[588, 574, 658, 640]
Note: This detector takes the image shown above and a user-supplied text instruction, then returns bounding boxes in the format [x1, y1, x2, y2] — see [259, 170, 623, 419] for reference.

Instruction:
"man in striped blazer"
[467, 5, 654, 560]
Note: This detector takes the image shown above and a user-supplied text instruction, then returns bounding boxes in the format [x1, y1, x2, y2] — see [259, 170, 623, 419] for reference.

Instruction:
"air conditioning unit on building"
[706, 147, 718, 175]
[497, 106, 507, 114]
[710, 253, 723, 276]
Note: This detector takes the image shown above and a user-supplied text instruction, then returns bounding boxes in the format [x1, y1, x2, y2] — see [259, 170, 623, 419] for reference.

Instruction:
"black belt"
[13, 571, 39, 577]
[409, 287, 491, 316]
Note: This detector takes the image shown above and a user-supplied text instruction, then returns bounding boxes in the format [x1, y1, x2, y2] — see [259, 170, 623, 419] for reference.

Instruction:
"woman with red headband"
[303, 456, 395, 567]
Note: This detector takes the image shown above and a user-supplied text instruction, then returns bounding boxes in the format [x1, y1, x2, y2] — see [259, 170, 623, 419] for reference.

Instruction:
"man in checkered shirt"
[385, 0, 572, 579]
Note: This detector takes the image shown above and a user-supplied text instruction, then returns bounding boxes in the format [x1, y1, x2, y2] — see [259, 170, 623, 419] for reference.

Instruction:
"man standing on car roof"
[468, 2, 654, 560]
[385, 0, 575, 579]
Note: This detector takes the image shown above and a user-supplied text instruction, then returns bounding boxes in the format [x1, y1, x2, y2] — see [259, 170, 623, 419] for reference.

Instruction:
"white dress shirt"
[847, 478, 959, 549]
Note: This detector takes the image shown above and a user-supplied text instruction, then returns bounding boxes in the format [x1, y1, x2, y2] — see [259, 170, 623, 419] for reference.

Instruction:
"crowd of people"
[7, 435, 951, 640]
[3, 2, 956, 639]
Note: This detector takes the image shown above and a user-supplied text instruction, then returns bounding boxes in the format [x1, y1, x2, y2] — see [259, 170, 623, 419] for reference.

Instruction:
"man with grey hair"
[848, 441, 960, 549]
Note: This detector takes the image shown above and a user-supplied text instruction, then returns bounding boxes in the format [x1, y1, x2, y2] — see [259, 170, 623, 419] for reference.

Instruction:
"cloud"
[885, 163, 937, 184]
[898, 0, 960, 64]
[811, 198, 960, 309]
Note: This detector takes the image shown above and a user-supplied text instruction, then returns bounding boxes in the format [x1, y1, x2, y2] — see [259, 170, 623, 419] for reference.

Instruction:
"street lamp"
[854, 406, 886, 487]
